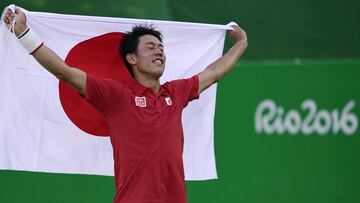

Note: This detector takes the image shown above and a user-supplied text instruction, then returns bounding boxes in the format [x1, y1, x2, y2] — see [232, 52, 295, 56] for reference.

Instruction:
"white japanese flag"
[0, 6, 232, 180]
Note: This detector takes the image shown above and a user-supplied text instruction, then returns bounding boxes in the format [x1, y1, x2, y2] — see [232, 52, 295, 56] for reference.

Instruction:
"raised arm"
[3, 8, 87, 95]
[197, 24, 248, 94]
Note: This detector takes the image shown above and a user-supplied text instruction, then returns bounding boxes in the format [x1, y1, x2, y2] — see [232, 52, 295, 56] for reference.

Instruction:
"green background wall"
[0, 0, 359, 202]
[1, 0, 359, 60]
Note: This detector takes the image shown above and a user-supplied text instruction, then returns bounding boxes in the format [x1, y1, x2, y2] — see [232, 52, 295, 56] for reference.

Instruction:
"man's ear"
[126, 53, 136, 65]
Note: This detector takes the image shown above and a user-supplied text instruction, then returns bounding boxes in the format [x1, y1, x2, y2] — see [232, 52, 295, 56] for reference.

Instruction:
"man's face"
[133, 34, 166, 79]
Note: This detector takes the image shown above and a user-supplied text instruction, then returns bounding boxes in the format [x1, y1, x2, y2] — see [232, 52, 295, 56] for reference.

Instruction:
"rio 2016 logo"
[255, 99, 358, 135]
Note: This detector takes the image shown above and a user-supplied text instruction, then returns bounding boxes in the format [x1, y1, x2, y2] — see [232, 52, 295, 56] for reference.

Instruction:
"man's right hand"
[3, 8, 28, 37]
[2, 6, 87, 95]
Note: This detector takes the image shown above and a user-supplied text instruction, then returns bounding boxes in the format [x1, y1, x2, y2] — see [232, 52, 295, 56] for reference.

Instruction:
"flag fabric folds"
[0, 7, 232, 180]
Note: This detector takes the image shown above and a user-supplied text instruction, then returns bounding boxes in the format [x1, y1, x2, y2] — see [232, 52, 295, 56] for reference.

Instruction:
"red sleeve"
[84, 74, 124, 117]
[166, 75, 199, 108]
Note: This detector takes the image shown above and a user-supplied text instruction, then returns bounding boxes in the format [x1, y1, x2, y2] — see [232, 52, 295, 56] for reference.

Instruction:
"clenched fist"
[3, 7, 28, 37]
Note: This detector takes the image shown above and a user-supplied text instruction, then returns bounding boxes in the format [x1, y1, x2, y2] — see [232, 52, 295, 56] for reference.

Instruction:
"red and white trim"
[18, 28, 44, 55]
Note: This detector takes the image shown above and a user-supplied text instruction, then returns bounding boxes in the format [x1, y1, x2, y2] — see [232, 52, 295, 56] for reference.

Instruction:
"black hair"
[119, 25, 163, 77]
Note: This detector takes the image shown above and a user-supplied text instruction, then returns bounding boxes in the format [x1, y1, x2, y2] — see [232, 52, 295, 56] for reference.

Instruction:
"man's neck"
[134, 75, 161, 94]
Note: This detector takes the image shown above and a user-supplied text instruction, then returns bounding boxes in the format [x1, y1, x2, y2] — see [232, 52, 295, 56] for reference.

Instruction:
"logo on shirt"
[135, 96, 147, 107]
[165, 97, 172, 106]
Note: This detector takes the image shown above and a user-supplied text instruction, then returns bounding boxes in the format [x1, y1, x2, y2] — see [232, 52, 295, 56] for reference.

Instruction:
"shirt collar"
[130, 79, 167, 96]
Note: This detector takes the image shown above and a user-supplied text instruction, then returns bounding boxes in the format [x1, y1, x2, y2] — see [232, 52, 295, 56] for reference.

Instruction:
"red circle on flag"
[59, 32, 132, 136]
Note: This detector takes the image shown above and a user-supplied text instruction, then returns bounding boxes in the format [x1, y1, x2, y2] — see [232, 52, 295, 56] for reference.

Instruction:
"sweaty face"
[133, 34, 166, 79]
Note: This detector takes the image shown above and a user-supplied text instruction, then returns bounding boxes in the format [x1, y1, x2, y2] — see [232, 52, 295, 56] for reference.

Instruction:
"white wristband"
[18, 28, 44, 54]
[17, 27, 29, 38]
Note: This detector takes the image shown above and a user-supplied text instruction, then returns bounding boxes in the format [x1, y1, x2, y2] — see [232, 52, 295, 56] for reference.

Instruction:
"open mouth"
[153, 58, 164, 66]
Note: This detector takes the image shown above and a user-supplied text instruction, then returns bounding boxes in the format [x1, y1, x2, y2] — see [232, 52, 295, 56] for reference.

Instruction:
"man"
[3, 7, 247, 203]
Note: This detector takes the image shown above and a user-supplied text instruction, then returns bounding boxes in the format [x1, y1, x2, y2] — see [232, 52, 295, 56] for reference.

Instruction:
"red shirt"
[84, 74, 199, 203]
